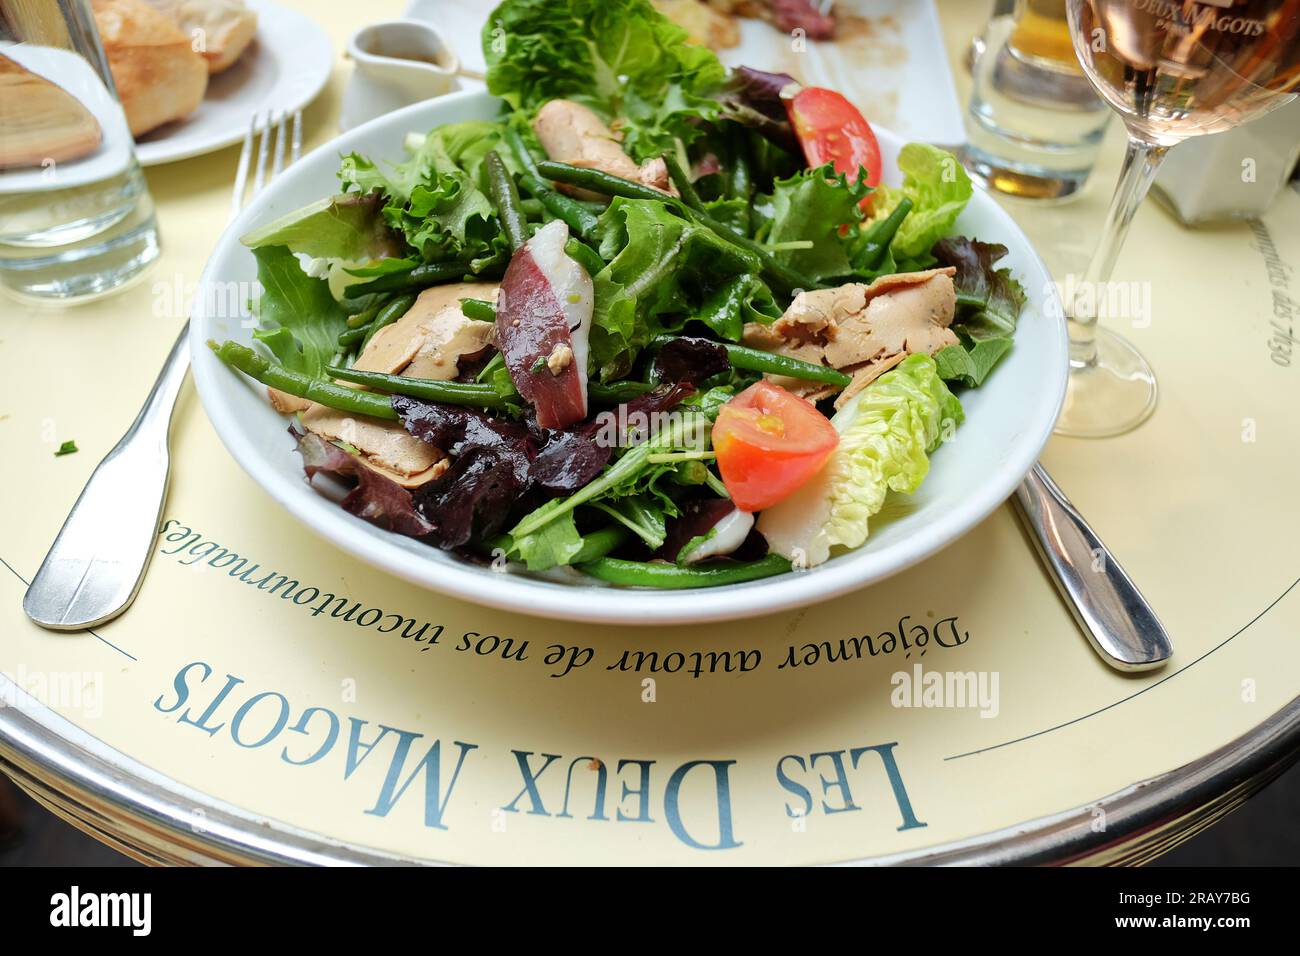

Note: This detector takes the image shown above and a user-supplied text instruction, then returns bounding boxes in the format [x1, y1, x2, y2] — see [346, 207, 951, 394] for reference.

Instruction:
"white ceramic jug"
[341, 20, 461, 132]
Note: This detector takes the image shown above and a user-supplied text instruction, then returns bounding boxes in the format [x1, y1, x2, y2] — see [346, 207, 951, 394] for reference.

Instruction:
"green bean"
[571, 526, 631, 564]
[729, 151, 752, 233]
[649, 335, 851, 387]
[346, 300, 385, 329]
[337, 323, 371, 349]
[535, 160, 819, 294]
[208, 341, 398, 420]
[578, 554, 792, 589]
[485, 149, 527, 251]
[460, 297, 496, 322]
[323, 366, 509, 408]
[564, 237, 605, 278]
[342, 292, 386, 315]
[518, 172, 601, 239]
[519, 198, 545, 218]
[360, 293, 418, 351]
[536, 160, 671, 205]
[857, 196, 913, 272]
[663, 153, 704, 211]
[722, 342, 851, 386]
[504, 124, 542, 175]
[730, 146, 752, 203]
[587, 380, 655, 404]
[344, 261, 471, 298]
[506, 128, 601, 234]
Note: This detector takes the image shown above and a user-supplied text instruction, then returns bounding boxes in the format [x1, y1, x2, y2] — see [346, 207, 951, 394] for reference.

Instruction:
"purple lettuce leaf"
[652, 337, 730, 386]
[292, 427, 435, 538]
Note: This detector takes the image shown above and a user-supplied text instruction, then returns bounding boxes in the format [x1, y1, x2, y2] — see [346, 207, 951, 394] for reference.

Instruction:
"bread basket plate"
[189, 90, 1067, 625]
[134, 0, 332, 167]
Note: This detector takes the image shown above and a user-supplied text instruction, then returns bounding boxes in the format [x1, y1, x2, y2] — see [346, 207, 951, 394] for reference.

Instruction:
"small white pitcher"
[341, 20, 462, 132]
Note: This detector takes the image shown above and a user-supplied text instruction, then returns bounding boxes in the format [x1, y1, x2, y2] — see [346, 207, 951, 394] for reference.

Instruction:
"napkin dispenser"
[1153, 99, 1300, 225]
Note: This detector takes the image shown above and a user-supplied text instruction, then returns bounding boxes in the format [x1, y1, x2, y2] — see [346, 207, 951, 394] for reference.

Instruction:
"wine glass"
[1059, 0, 1300, 437]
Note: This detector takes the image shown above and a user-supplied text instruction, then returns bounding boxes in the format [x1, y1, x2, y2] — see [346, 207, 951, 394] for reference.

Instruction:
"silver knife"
[1013, 463, 1173, 672]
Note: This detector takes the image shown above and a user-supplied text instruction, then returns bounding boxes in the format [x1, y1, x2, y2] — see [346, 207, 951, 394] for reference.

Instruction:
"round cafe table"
[2, 1, 1298, 865]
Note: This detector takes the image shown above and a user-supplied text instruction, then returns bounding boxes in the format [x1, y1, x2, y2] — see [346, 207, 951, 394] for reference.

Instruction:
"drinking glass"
[1060, 0, 1300, 437]
[965, 0, 1112, 201]
[0, 0, 160, 299]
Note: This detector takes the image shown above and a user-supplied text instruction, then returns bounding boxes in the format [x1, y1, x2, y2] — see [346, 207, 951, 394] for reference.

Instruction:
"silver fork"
[24, 111, 303, 631]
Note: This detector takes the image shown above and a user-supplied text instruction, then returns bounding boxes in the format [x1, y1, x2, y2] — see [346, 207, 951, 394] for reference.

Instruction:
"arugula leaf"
[870, 143, 972, 260]
[592, 495, 669, 549]
[483, 0, 726, 161]
[249, 245, 349, 381]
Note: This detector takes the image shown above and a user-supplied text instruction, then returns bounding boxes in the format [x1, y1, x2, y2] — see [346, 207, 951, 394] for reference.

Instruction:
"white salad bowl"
[190, 90, 1067, 625]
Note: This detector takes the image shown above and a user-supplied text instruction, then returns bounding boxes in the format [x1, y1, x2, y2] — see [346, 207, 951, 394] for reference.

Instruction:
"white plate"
[404, 0, 964, 144]
[133, 0, 332, 166]
[189, 90, 1066, 625]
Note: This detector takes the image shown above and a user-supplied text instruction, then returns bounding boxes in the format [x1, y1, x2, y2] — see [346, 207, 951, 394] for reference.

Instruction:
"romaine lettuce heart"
[757, 354, 964, 567]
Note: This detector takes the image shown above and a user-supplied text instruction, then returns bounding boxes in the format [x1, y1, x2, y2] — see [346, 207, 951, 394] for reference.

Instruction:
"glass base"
[0, 212, 160, 301]
[1056, 327, 1157, 438]
[963, 145, 1092, 202]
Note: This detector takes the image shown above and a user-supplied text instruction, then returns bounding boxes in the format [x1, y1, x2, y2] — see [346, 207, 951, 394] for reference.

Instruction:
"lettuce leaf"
[590, 197, 760, 378]
[509, 505, 584, 571]
[933, 338, 1013, 388]
[483, 0, 726, 161]
[339, 120, 511, 268]
[757, 354, 962, 566]
[755, 163, 872, 283]
[870, 144, 972, 260]
[930, 236, 1028, 387]
[249, 245, 348, 381]
[240, 193, 403, 262]
[824, 354, 963, 551]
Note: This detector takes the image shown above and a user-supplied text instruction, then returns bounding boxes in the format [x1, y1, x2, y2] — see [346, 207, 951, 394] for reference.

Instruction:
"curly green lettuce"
[339, 119, 512, 268]
[483, 0, 726, 162]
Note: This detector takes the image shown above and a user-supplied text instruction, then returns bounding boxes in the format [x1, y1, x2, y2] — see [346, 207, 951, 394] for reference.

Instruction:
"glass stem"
[1069, 135, 1169, 368]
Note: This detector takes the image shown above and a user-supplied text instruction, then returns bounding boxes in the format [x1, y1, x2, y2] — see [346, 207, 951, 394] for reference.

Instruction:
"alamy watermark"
[0, 664, 103, 719]
[890, 664, 999, 718]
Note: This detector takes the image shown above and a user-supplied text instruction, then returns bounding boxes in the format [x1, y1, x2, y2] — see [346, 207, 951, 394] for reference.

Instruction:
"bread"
[653, 0, 741, 49]
[92, 0, 208, 137]
[142, 0, 258, 73]
[0, 53, 103, 169]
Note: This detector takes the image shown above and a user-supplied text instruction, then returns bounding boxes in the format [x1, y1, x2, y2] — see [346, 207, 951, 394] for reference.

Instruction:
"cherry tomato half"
[712, 381, 839, 513]
[785, 86, 882, 210]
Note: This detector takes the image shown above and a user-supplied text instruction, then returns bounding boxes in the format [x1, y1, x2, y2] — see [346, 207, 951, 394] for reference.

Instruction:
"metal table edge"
[2, 673, 1299, 866]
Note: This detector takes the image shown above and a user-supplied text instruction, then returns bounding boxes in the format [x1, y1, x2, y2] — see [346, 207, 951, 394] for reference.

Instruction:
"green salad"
[210, 0, 1028, 589]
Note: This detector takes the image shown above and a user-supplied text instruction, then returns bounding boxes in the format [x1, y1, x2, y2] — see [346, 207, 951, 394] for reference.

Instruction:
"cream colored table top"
[1, 0, 1298, 865]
